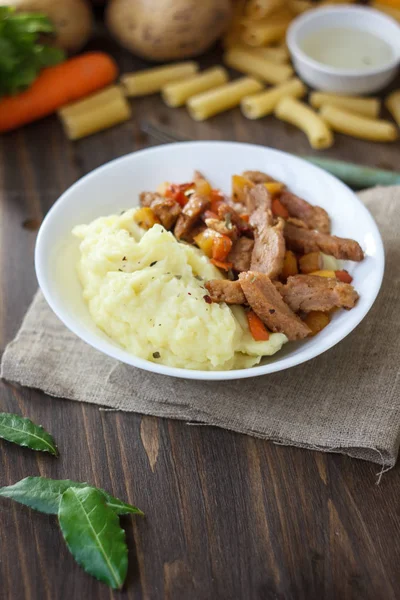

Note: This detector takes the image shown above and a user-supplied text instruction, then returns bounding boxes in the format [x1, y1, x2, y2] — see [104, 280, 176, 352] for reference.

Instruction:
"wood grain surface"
[1, 30, 400, 600]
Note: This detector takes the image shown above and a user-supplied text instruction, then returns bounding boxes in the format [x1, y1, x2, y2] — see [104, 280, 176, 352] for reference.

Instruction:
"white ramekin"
[287, 5, 400, 94]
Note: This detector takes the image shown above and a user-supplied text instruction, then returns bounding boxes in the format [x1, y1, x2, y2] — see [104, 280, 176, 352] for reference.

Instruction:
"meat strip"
[140, 191, 162, 207]
[280, 275, 359, 313]
[250, 208, 285, 279]
[205, 280, 246, 304]
[150, 197, 181, 230]
[174, 194, 210, 240]
[284, 222, 364, 261]
[242, 170, 276, 184]
[227, 236, 254, 272]
[239, 272, 311, 340]
[280, 191, 331, 233]
[243, 183, 272, 213]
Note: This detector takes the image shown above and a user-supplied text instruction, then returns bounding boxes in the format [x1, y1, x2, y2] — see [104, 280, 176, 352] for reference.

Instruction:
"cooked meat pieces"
[280, 275, 359, 313]
[150, 197, 181, 230]
[217, 203, 252, 235]
[250, 208, 285, 279]
[205, 217, 238, 239]
[243, 183, 272, 213]
[239, 272, 311, 340]
[174, 194, 210, 240]
[286, 217, 308, 229]
[284, 222, 364, 261]
[205, 280, 246, 304]
[140, 191, 162, 207]
[242, 170, 276, 184]
[227, 236, 254, 272]
[279, 191, 331, 233]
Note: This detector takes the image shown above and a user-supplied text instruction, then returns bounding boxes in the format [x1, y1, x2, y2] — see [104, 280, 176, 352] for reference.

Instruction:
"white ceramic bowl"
[287, 5, 400, 94]
[35, 142, 384, 381]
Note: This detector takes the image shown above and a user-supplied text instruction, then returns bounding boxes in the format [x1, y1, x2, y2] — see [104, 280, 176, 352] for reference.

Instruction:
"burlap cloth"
[2, 187, 399, 467]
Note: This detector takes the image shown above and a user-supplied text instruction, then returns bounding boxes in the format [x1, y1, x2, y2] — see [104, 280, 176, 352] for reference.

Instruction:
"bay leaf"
[0, 413, 57, 455]
[59, 487, 128, 590]
[0, 476, 144, 516]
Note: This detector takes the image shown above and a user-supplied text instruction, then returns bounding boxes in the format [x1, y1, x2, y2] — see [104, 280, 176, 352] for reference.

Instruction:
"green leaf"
[0, 8, 65, 96]
[0, 414, 58, 455]
[0, 477, 144, 516]
[59, 487, 128, 590]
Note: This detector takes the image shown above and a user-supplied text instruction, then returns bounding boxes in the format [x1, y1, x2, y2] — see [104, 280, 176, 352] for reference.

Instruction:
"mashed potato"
[73, 209, 287, 370]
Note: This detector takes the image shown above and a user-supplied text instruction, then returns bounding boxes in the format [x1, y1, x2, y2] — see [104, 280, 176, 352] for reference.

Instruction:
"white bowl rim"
[287, 4, 400, 77]
[35, 141, 385, 381]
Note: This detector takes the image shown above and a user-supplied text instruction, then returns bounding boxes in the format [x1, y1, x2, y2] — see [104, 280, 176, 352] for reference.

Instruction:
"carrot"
[335, 270, 353, 284]
[0, 52, 118, 133]
[210, 259, 233, 271]
[247, 311, 270, 341]
[212, 234, 233, 261]
[210, 189, 224, 213]
[165, 182, 194, 206]
[271, 198, 289, 219]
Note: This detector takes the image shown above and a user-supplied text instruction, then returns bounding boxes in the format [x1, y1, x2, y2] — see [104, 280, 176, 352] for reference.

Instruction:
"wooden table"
[1, 35, 400, 600]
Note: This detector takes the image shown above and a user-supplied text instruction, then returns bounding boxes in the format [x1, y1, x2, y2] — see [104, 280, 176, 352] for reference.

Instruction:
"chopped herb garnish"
[224, 213, 232, 229]
[175, 275, 182, 280]
[153, 352, 161, 359]
[251, 276, 257, 283]
[150, 261, 157, 267]
[122, 256, 127, 261]
[118, 269, 123, 272]
[194, 275, 202, 281]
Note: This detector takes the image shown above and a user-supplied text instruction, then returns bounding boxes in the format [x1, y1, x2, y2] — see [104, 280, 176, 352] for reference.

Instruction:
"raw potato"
[3, 0, 94, 53]
[106, 0, 232, 61]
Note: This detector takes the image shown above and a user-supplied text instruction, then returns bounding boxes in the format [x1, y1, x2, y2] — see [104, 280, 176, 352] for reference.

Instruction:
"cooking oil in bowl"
[300, 27, 394, 70]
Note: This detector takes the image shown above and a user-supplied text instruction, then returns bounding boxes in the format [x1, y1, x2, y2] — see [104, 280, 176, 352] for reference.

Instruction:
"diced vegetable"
[281, 250, 298, 279]
[210, 189, 224, 213]
[264, 182, 285, 195]
[165, 182, 194, 206]
[193, 228, 219, 257]
[232, 175, 254, 203]
[247, 310, 270, 341]
[335, 270, 353, 284]
[212, 234, 233, 261]
[310, 270, 336, 278]
[210, 259, 233, 271]
[299, 252, 323, 274]
[195, 177, 212, 196]
[133, 207, 160, 229]
[304, 311, 330, 336]
[271, 198, 289, 218]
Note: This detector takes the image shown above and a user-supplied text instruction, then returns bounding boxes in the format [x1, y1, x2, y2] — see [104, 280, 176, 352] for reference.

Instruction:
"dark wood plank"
[1, 35, 400, 600]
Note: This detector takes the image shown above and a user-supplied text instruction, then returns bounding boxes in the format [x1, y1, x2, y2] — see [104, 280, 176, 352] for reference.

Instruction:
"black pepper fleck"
[122, 256, 127, 261]
[152, 351, 161, 359]
[269, 309, 276, 314]
[150, 261, 157, 267]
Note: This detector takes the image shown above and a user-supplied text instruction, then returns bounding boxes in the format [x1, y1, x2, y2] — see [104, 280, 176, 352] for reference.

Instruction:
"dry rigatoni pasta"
[309, 92, 381, 118]
[58, 86, 131, 140]
[187, 76, 263, 121]
[241, 78, 306, 119]
[385, 90, 400, 127]
[242, 14, 292, 46]
[320, 105, 398, 142]
[275, 97, 334, 149]
[246, 0, 284, 18]
[224, 47, 293, 84]
[162, 67, 229, 107]
[227, 43, 289, 63]
[122, 62, 199, 97]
